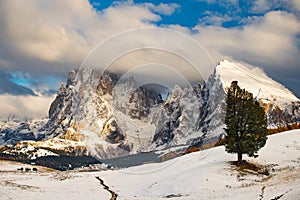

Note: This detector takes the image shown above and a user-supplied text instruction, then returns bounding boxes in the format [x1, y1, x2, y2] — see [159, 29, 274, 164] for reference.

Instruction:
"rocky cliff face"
[261, 101, 300, 129]
[152, 85, 202, 147]
[39, 68, 168, 158]
[128, 86, 163, 119]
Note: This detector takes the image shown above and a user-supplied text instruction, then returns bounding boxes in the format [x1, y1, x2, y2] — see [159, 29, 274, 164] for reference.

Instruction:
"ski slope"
[0, 129, 300, 199]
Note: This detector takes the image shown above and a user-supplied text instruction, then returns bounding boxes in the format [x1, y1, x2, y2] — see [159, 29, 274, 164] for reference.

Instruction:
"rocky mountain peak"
[1, 60, 299, 159]
[216, 60, 300, 129]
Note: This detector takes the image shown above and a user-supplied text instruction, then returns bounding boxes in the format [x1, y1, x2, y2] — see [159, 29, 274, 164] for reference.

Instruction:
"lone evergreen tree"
[224, 81, 267, 163]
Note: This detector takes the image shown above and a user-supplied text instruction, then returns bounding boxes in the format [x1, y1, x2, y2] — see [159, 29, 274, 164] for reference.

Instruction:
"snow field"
[0, 129, 299, 199]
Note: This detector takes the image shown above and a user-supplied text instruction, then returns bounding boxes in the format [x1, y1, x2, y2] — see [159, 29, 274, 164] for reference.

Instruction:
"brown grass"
[214, 137, 226, 147]
[267, 123, 300, 135]
[267, 126, 289, 135]
[183, 123, 300, 156]
[183, 147, 200, 154]
[231, 161, 270, 176]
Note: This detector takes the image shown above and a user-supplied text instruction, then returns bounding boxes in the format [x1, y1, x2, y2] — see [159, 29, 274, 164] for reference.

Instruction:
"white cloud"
[0, 95, 55, 119]
[0, 58, 11, 69]
[290, 0, 300, 12]
[82, 27, 215, 85]
[193, 11, 300, 70]
[197, 0, 237, 5]
[0, 1, 89, 63]
[144, 3, 180, 16]
[0, 0, 161, 71]
[198, 13, 233, 26]
[251, 0, 300, 14]
[251, 0, 271, 13]
[3, 0, 297, 77]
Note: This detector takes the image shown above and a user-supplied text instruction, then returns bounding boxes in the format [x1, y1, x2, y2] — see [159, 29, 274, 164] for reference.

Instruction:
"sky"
[0, 0, 299, 118]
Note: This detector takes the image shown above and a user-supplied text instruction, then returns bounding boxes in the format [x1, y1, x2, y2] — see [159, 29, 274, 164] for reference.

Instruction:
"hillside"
[0, 129, 299, 199]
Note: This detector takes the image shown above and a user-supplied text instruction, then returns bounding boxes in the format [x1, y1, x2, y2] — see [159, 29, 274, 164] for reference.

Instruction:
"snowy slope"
[217, 60, 299, 106]
[0, 162, 109, 200]
[97, 129, 300, 199]
[1, 129, 299, 200]
[199, 59, 300, 137]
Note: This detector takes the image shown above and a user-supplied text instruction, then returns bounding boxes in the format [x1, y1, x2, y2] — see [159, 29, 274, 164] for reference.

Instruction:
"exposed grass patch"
[2, 180, 39, 190]
[164, 193, 184, 198]
[267, 124, 300, 135]
[183, 147, 200, 154]
[214, 137, 226, 147]
[231, 160, 270, 176]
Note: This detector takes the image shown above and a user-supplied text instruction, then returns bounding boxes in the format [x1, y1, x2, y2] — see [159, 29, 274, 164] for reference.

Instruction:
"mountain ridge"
[1, 59, 299, 161]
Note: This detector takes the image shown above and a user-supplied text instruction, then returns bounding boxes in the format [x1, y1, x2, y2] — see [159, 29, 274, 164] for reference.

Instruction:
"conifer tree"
[224, 81, 267, 163]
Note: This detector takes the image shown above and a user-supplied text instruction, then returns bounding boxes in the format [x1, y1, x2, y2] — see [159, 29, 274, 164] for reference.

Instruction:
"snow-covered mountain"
[0, 118, 47, 145]
[40, 68, 203, 158]
[203, 60, 300, 132]
[1, 60, 299, 160]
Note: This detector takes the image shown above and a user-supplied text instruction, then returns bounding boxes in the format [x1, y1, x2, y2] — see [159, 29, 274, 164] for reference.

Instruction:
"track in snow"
[95, 177, 118, 200]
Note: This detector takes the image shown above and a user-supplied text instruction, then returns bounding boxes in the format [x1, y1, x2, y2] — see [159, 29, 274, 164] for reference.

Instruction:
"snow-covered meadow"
[1, 129, 300, 200]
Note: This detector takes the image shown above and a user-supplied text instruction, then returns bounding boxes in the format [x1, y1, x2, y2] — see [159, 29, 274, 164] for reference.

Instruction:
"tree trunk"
[237, 152, 243, 163]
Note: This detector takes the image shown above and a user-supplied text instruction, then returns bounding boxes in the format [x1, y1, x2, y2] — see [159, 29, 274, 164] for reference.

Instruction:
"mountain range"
[1, 60, 299, 161]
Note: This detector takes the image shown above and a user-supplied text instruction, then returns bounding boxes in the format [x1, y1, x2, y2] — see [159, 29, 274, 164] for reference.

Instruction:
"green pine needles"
[224, 81, 267, 163]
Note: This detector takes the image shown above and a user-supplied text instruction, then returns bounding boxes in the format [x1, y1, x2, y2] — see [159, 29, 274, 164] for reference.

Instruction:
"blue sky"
[89, 0, 294, 28]
[0, 0, 299, 117]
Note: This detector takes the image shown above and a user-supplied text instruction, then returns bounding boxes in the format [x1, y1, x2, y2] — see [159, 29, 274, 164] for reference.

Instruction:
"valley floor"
[1, 129, 300, 200]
